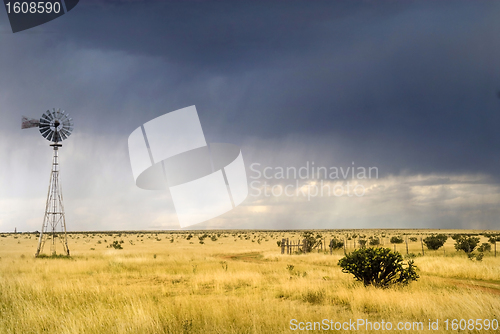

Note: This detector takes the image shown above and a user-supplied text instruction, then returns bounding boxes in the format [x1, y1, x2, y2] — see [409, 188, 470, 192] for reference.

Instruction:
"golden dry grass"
[0, 229, 499, 333]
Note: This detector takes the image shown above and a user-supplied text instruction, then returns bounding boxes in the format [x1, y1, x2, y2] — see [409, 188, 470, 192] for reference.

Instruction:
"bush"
[338, 247, 418, 288]
[358, 239, 367, 248]
[467, 252, 484, 261]
[369, 237, 380, 246]
[488, 236, 500, 244]
[478, 243, 491, 252]
[329, 238, 344, 250]
[301, 231, 321, 252]
[454, 235, 480, 254]
[109, 241, 122, 249]
[423, 234, 447, 250]
[409, 237, 418, 242]
[390, 236, 404, 244]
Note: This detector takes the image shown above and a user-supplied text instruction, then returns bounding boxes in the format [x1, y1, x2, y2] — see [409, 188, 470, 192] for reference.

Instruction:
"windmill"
[22, 109, 74, 257]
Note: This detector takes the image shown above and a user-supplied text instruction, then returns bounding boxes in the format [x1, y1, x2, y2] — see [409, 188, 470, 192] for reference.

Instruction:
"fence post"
[287, 238, 290, 255]
[281, 238, 285, 254]
[405, 236, 408, 255]
[420, 237, 425, 256]
[495, 242, 497, 257]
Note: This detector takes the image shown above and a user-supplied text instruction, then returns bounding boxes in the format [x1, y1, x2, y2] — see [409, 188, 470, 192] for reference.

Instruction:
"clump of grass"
[36, 253, 71, 259]
[220, 261, 228, 271]
[302, 289, 325, 305]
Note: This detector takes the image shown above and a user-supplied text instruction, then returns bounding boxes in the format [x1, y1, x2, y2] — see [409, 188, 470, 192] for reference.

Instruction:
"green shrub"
[329, 238, 344, 249]
[369, 237, 380, 246]
[454, 235, 480, 254]
[390, 236, 404, 244]
[423, 234, 447, 250]
[409, 237, 418, 242]
[301, 231, 321, 252]
[478, 243, 491, 252]
[467, 252, 484, 261]
[109, 241, 123, 249]
[338, 247, 419, 288]
[488, 236, 500, 244]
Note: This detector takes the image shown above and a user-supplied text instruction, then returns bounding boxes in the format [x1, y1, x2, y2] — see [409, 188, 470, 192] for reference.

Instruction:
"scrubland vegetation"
[0, 229, 499, 333]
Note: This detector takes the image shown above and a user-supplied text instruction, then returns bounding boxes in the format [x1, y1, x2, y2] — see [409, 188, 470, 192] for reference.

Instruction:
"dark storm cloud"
[63, 1, 367, 67]
[33, 0, 500, 178]
[0, 1, 500, 213]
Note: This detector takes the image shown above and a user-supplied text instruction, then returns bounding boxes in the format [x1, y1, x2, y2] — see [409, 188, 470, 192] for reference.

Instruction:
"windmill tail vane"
[21, 116, 40, 129]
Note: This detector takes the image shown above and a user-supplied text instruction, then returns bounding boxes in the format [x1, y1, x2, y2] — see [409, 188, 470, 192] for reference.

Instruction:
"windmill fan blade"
[44, 111, 54, 121]
[40, 130, 51, 140]
[21, 116, 40, 129]
[60, 129, 70, 138]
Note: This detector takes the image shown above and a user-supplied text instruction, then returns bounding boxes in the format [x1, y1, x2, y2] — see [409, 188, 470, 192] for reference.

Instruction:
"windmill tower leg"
[35, 144, 70, 257]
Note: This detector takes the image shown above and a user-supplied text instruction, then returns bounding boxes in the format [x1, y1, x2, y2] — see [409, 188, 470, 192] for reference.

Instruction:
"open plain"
[0, 229, 499, 333]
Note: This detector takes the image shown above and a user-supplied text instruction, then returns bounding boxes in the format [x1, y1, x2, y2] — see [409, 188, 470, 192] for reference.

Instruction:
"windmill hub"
[52, 120, 60, 130]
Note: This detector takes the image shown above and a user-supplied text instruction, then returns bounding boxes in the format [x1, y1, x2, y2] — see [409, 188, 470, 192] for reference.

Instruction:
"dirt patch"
[428, 275, 500, 296]
[218, 252, 264, 262]
[448, 278, 500, 296]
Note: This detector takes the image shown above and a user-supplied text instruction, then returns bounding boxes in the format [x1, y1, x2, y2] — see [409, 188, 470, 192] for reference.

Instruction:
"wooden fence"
[280, 237, 498, 257]
[280, 238, 344, 255]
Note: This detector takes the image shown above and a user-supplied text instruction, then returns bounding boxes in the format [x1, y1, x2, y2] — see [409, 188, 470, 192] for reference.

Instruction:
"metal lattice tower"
[22, 109, 74, 257]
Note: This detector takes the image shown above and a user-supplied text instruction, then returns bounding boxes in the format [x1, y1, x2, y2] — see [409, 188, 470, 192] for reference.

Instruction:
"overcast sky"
[1, 0, 500, 232]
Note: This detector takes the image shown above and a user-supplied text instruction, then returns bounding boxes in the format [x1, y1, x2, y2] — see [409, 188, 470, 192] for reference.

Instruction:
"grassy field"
[0, 229, 499, 333]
